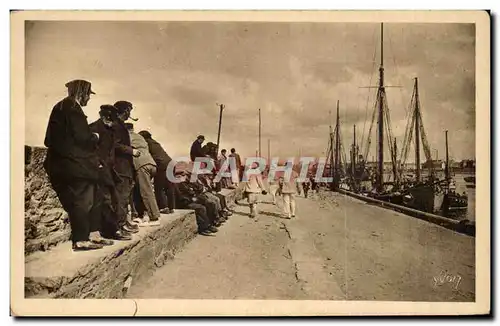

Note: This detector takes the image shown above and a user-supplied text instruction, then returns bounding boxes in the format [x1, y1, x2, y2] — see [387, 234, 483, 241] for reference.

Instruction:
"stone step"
[25, 188, 240, 299]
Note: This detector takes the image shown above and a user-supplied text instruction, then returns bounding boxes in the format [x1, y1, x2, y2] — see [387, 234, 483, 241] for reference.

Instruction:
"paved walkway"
[128, 190, 475, 301]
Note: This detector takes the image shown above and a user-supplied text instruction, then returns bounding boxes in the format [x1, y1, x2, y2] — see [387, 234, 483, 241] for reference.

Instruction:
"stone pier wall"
[24, 146, 70, 254]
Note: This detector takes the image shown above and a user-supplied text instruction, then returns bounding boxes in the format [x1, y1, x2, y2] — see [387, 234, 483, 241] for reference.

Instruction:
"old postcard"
[11, 10, 490, 316]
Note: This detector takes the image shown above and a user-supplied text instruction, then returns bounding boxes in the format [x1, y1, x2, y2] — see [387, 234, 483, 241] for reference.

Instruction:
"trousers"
[186, 203, 211, 231]
[136, 164, 161, 221]
[115, 175, 134, 227]
[269, 184, 279, 203]
[282, 193, 296, 217]
[50, 178, 99, 243]
[197, 195, 219, 224]
[94, 183, 120, 237]
[246, 192, 259, 217]
[154, 165, 177, 210]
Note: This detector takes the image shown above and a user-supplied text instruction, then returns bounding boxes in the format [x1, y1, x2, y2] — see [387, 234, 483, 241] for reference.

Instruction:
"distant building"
[422, 160, 445, 170]
[460, 159, 475, 169]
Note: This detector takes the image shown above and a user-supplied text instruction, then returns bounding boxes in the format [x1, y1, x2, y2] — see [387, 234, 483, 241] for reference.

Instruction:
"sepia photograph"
[11, 10, 490, 316]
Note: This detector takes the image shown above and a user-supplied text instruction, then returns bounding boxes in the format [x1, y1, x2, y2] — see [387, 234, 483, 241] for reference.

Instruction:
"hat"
[114, 100, 139, 121]
[65, 79, 95, 95]
[99, 105, 117, 119]
[197, 135, 205, 140]
[114, 101, 133, 114]
[138, 130, 152, 139]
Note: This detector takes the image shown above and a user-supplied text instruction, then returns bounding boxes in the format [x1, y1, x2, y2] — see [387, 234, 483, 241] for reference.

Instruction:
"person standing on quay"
[279, 169, 303, 219]
[112, 100, 141, 234]
[89, 104, 132, 241]
[190, 135, 205, 162]
[127, 124, 161, 227]
[43, 79, 109, 251]
[229, 148, 242, 186]
[138, 130, 176, 214]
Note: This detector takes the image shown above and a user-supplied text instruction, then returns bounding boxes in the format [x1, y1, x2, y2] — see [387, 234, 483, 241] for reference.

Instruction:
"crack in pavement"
[277, 206, 346, 300]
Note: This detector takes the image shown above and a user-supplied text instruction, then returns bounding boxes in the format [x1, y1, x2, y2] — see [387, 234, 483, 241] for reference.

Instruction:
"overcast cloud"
[25, 21, 475, 162]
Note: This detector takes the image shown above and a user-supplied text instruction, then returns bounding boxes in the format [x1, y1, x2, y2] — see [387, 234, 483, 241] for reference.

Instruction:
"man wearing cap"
[175, 171, 218, 235]
[112, 100, 141, 234]
[190, 135, 205, 162]
[89, 105, 132, 241]
[126, 123, 161, 226]
[43, 79, 108, 251]
[138, 130, 175, 214]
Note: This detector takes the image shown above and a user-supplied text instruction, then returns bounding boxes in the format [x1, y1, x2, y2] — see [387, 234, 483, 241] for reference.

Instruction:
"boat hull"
[403, 185, 435, 213]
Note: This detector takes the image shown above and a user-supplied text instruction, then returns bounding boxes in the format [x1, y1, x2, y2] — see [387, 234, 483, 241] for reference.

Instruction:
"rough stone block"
[25, 209, 198, 298]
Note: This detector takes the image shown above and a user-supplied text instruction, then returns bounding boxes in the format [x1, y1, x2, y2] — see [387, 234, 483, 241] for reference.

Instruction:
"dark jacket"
[113, 120, 135, 179]
[190, 140, 204, 162]
[143, 137, 172, 168]
[43, 97, 100, 181]
[89, 119, 116, 186]
[176, 182, 198, 208]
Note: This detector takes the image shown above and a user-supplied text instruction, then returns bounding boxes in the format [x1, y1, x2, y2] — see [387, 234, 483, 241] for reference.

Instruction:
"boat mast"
[258, 108, 262, 158]
[393, 137, 398, 185]
[334, 100, 340, 189]
[445, 130, 450, 182]
[352, 124, 356, 177]
[377, 22, 385, 193]
[328, 110, 334, 189]
[414, 78, 421, 183]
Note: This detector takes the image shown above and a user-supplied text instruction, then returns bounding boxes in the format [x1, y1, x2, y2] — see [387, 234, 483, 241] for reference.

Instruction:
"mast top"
[380, 23, 384, 68]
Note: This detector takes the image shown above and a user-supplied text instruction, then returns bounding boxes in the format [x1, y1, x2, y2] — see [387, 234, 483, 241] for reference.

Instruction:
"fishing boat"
[440, 130, 468, 216]
[464, 176, 475, 183]
[353, 23, 441, 214]
[464, 175, 476, 188]
[324, 100, 343, 191]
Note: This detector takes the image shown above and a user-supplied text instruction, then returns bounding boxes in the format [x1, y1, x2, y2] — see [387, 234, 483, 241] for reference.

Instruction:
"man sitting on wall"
[175, 171, 218, 235]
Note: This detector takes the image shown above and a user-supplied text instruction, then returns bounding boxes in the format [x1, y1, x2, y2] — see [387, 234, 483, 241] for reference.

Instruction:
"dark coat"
[89, 119, 116, 186]
[175, 182, 198, 208]
[43, 97, 100, 181]
[144, 137, 172, 168]
[112, 120, 135, 179]
[190, 140, 204, 162]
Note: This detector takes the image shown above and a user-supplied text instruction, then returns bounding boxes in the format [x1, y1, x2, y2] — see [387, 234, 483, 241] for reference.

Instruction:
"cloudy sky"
[25, 21, 475, 162]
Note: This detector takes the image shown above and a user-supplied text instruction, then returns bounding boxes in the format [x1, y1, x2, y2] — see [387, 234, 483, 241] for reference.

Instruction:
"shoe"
[122, 225, 139, 233]
[159, 208, 171, 214]
[139, 220, 161, 227]
[214, 221, 222, 227]
[90, 237, 114, 246]
[72, 241, 103, 251]
[198, 230, 212, 236]
[291, 215, 296, 218]
[126, 221, 139, 230]
[225, 210, 233, 216]
[109, 230, 132, 241]
[132, 218, 143, 224]
[208, 226, 219, 233]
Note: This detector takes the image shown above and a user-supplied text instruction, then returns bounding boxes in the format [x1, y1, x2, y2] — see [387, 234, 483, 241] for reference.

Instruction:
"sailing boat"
[323, 100, 347, 191]
[440, 130, 468, 216]
[355, 23, 403, 203]
[397, 77, 438, 213]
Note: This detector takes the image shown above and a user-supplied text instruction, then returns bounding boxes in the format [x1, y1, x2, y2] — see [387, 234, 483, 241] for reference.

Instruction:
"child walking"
[242, 164, 267, 219]
[278, 169, 303, 219]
